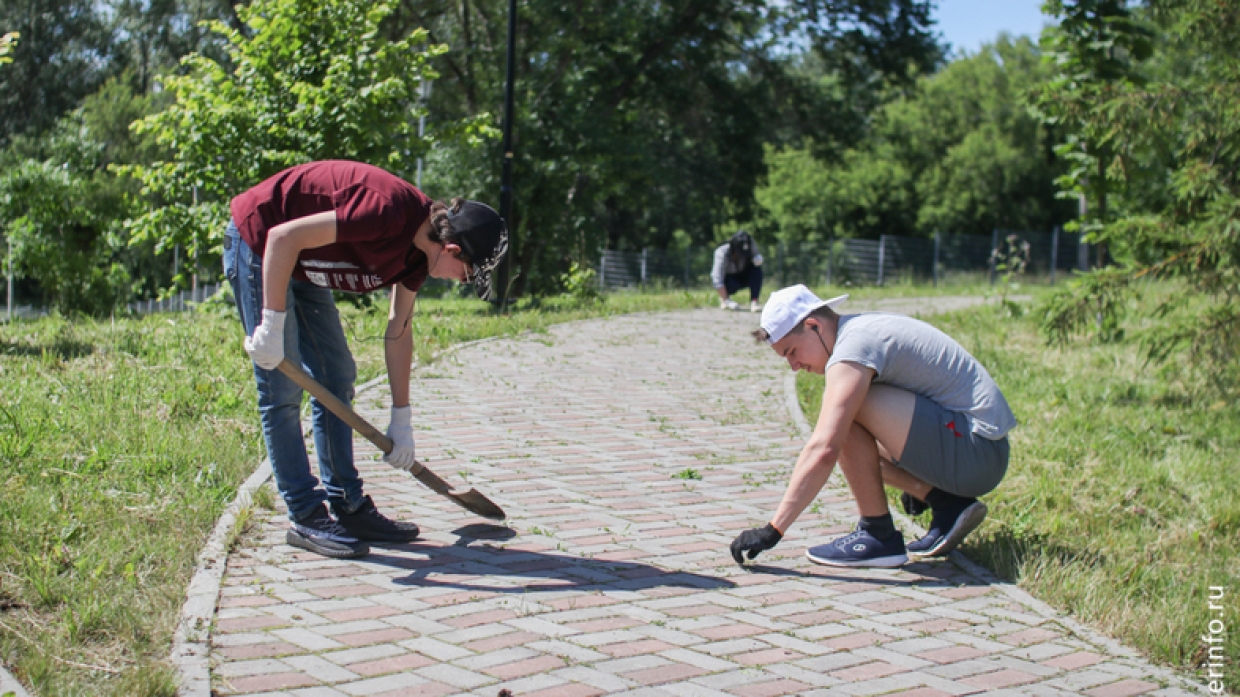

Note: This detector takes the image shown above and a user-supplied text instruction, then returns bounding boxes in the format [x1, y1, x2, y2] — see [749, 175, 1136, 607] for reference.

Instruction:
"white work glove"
[385, 405, 417, 470]
[244, 309, 286, 370]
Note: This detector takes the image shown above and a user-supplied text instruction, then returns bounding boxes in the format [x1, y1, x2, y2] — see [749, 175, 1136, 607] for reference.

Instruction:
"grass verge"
[796, 282, 1240, 682]
[0, 288, 718, 696]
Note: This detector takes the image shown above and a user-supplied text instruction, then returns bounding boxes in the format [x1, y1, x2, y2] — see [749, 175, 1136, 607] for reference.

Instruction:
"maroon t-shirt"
[230, 160, 431, 293]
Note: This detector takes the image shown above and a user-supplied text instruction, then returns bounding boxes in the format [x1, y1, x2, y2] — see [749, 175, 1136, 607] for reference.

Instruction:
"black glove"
[730, 523, 783, 564]
[901, 492, 929, 516]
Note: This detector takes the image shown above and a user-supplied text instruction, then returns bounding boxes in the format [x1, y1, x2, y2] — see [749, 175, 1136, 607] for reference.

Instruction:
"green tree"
[119, 0, 489, 287]
[401, 0, 941, 295]
[1035, 0, 1154, 267]
[757, 35, 1070, 243]
[755, 143, 916, 243]
[0, 0, 114, 142]
[0, 74, 172, 314]
[1040, 0, 1240, 391]
[0, 127, 132, 315]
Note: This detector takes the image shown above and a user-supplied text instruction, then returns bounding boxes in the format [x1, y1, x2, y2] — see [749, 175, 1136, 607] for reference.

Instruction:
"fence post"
[933, 231, 940, 287]
[877, 235, 886, 286]
[989, 228, 1000, 285]
[640, 248, 648, 285]
[1077, 232, 1089, 272]
[683, 247, 690, 287]
[6, 236, 11, 323]
[778, 240, 785, 287]
[599, 250, 606, 288]
[1050, 226, 1061, 286]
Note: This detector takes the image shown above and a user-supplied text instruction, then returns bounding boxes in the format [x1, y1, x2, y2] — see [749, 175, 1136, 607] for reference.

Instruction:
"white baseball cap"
[759, 285, 849, 344]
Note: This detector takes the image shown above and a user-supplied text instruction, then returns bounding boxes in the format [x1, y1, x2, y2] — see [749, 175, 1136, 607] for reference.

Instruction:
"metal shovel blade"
[406, 462, 507, 521]
[276, 359, 506, 521]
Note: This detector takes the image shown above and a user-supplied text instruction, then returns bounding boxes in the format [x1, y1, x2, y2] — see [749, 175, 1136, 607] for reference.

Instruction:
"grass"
[5, 274, 1222, 693]
[0, 288, 713, 696]
[795, 281, 1240, 681]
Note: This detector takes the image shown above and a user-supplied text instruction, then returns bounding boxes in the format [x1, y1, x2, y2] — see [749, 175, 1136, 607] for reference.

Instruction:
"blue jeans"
[222, 222, 365, 520]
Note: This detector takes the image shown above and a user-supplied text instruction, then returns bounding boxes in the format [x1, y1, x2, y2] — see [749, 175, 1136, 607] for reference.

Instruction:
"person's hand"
[385, 405, 417, 470]
[730, 523, 782, 564]
[244, 309, 286, 370]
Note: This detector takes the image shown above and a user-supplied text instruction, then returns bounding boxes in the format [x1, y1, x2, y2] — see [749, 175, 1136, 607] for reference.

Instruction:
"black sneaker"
[807, 527, 908, 568]
[331, 496, 420, 543]
[287, 503, 369, 559]
[908, 499, 987, 559]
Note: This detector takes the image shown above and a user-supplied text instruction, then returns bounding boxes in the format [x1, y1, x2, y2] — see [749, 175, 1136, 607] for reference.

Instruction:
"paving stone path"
[202, 298, 1198, 697]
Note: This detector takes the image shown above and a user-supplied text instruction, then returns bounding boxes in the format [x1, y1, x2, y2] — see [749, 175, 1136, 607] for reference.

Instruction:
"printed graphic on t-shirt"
[300, 259, 385, 292]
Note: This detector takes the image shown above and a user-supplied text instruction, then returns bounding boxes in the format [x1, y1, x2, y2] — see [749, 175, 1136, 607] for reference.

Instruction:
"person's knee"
[258, 381, 303, 416]
[837, 421, 878, 470]
[854, 386, 917, 457]
[317, 367, 356, 402]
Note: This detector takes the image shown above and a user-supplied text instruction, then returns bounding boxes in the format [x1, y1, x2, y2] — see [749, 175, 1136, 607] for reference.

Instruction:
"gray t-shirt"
[826, 312, 1017, 439]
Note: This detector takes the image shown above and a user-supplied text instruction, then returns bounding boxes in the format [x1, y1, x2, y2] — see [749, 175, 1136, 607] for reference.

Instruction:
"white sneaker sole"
[922, 500, 988, 558]
[806, 546, 908, 568]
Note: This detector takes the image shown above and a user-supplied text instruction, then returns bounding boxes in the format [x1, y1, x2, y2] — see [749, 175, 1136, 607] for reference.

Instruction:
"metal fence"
[598, 227, 1089, 291]
[124, 282, 225, 316]
[2, 282, 226, 322]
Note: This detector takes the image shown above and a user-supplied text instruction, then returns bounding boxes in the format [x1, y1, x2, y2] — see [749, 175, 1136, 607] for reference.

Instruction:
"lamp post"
[498, 0, 517, 309]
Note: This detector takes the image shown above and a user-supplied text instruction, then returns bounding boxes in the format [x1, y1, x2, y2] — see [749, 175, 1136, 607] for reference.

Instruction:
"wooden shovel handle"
[276, 359, 394, 455]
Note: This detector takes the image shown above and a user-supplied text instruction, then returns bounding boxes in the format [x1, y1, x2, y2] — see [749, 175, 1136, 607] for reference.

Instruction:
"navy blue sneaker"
[287, 503, 369, 559]
[907, 500, 988, 559]
[807, 527, 908, 568]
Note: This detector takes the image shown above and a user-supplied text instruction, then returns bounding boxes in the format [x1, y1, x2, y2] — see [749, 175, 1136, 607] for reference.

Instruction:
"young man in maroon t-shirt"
[223, 160, 508, 559]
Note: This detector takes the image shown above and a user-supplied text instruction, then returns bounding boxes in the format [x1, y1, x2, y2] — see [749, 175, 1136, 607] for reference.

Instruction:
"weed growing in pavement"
[672, 468, 703, 481]
[796, 282, 1239, 676]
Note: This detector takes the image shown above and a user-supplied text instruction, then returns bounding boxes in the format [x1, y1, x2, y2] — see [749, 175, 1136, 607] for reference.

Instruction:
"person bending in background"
[224, 160, 507, 559]
[711, 230, 764, 312]
[729, 285, 1016, 568]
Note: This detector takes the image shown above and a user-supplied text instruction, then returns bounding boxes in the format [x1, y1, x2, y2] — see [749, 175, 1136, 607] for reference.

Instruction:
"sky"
[932, 0, 1054, 56]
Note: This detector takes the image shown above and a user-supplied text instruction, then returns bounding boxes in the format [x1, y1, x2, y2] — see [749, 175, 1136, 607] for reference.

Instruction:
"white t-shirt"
[826, 313, 1017, 439]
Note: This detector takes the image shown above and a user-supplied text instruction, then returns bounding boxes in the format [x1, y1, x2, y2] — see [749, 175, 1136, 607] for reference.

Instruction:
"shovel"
[277, 358, 506, 521]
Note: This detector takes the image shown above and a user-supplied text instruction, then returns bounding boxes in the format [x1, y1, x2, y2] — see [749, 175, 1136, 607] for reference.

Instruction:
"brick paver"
[204, 300, 1200, 696]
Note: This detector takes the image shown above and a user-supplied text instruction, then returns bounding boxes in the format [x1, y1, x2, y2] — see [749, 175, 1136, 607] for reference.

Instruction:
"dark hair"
[428, 197, 471, 264]
[751, 305, 837, 344]
[728, 230, 754, 265]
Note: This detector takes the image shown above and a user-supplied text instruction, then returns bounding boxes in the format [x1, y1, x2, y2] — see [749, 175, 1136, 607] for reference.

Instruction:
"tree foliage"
[1039, 0, 1240, 392]
[0, 30, 15, 64]
[0, 75, 174, 314]
[757, 36, 1071, 244]
[0, 0, 238, 144]
[1035, 0, 1154, 267]
[396, 0, 941, 295]
[118, 0, 491, 278]
[0, 0, 116, 141]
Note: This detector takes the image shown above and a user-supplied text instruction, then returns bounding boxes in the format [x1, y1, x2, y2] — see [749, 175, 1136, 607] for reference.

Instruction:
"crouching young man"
[730, 285, 1016, 568]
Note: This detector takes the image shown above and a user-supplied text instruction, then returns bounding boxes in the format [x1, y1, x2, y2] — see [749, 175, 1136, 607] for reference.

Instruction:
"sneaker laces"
[296, 508, 354, 540]
[835, 529, 869, 547]
[358, 505, 395, 526]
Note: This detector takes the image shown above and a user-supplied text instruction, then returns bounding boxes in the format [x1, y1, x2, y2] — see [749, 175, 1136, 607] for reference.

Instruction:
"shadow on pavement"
[359, 525, 736, 594]
[742, 559, 992, 588]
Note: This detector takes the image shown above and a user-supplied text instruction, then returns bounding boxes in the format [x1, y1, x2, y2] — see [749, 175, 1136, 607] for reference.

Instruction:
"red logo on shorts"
[945, 420, 964, 438]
